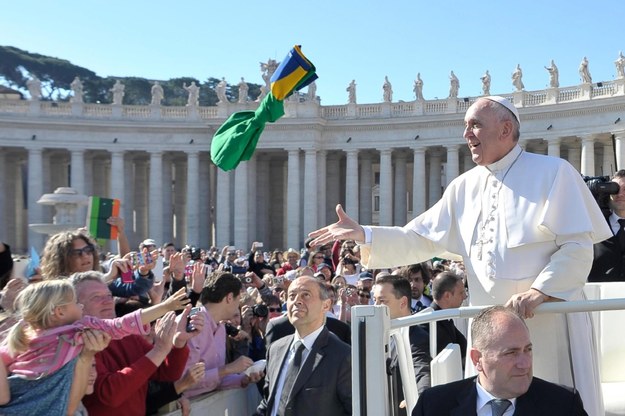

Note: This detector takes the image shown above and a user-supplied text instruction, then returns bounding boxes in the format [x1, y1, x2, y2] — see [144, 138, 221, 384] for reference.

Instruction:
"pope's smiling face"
[463, 99, 515, 166]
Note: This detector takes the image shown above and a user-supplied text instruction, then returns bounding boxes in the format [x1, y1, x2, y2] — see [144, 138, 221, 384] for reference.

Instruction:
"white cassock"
[360, 145, 611, 416]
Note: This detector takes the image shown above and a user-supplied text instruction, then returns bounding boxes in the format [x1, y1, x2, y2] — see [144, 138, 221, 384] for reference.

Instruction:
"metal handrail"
[390, 298, 625, 330]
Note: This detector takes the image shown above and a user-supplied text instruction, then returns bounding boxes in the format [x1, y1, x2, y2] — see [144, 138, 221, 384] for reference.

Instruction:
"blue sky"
[2, 0, 625, 105]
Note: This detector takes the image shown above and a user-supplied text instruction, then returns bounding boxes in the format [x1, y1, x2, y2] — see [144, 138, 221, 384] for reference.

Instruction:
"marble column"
[462, 151, 473, 174]
[304, 149, 318, 234]
[173, 160, 187, 247]
[379, 149, 393, 226]
[286, 149, 301, 250]
[547, 137, 561, 158]
[615, 132, 625, 171]
[428, 149, 442, 207]
[359, 153, 373, 225]
[256, 157, 270, 247]
[134, 160, 149, 241]
[233, 161, 249, 249]
[412, 147, 426, 216]
[162, 157, 173, 245]
[186, 151, 200, 246]
[27, 148, 45, 251]
[123, 157, 136, 245]
[580, 136, 596, 176]
[602, 140, 616, 176]
[71, 150, 87, 223]
[568, 145, 582, 172]
[326, 154, 340, 228]
[246, 156, 257, 243]
[445, 144, 460, 186]
[148, 151, 163, 244]
[316, 151, 327, 228]
[215, 167, 232, 247]
[393, 152, 407, 225]
[199, 154, 211, 248]
[345, 149, 359, 222]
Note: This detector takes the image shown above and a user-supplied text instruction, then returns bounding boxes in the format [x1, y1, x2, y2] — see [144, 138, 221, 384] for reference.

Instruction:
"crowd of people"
[0, 94, 615, 416]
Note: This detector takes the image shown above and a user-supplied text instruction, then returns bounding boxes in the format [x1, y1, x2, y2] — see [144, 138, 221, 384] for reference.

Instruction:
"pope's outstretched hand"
[308, 204, 365, 247]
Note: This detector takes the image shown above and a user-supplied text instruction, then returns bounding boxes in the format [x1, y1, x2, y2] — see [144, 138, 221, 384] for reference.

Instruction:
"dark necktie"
[490, 398, 512, 416]
[617, 219, 625, 250]
[277, 341, 305, 415]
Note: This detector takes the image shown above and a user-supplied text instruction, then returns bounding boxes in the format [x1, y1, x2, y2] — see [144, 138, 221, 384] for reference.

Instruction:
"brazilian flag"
[211, 45, 317, 171]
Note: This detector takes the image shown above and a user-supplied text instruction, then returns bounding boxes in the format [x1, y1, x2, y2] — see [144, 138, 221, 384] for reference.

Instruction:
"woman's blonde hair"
[6, 280, 76, 356]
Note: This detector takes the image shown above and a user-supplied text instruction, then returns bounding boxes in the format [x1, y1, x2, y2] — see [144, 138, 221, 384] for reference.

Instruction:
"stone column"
[359, 153, 373, 225]
[256, 157, 270, 247]
[394, 152, 407, 225]
[286, 149, 301, 249]
[568, 144, 582, 172]
[148, 151, 163, 244]
[615, 132, 625, 171]
[316, 151, 327, 227]
[215, 167, 232, 247]
[0, 152, 5, 240]
[233, 161, 249, 249]
[162, 157, 173, 244]
[304, 149, 318, 234]
[70, 150, 87, 223]
[199, 154, 211, 248]
[27, 148, 45, 250]
[326, 154, 340, 227]
[123, 157, 136, 245]
[134, 160, 149, 241]
[580, 136, 596, 176]
[428, 149, 442, 207]
[246, 157, 257, 242]
[412, 147, 426, 216]
[602, 140, 616, 176]
[446, 144, 460, 186]
[186, 151, 200, 246]
[379, 149, 393, 226]
[173, 160, 186, 247]
[547, 137, 561, 158]
[345, 149, 359, 222]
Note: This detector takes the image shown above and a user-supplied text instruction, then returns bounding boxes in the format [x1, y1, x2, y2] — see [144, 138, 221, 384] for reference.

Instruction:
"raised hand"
[308, 204, 365, 247]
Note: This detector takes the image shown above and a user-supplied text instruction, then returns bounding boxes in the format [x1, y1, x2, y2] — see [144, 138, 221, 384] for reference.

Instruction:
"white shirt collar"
[475, 378, 517, 415]
[486, 145, 523, 176]
[294, 324, 325, 352]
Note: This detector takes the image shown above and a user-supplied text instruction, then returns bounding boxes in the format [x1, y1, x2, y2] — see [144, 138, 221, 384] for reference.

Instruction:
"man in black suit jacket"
[372, 274, 431, 416]
[254, 276, 351, 416]
[589, 170, 625, 282]
[427, 271, 467, 365]
[264, 312, 351, 351]
[412, 306, 587, 416]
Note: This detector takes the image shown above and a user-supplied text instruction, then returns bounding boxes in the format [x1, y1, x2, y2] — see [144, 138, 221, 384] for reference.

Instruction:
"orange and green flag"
[86, 196, 120, 240]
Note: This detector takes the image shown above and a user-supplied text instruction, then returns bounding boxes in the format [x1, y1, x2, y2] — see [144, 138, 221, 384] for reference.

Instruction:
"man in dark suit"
[589, 170, 625, 282]
[427, 271, 467, 365]
[372, 274, 431, 415]
[264, 310, 351, 350]
[412, 305, 587, 416]
[254, 276, 351, 416]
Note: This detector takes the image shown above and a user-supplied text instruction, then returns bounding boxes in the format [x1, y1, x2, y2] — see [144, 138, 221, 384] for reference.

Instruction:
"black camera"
[224, 322, 240, 337]
[183, 245, 202, 261]
[584, 175, 620, 216]
[186, 307, 201, 332]
[252, 304, 269, 318]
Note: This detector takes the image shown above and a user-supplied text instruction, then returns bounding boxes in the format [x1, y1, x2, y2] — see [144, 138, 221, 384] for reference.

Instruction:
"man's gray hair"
[70, 270, 105, 287]
[471, 305, 527, 350]
[432, 271, 464, 301]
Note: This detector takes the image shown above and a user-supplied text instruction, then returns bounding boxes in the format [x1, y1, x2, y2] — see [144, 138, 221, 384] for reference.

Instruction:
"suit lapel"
[450, 378, 478, 416]
[288, 327, 329, 402]
[512, 380, 538, 415]
[267, 335, 295, 408]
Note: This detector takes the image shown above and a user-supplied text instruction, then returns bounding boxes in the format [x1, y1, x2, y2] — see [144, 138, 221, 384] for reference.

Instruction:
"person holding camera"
[248, 242, 275, 277]
[589, 169, 625, 282]
[179, 272, 263, 399]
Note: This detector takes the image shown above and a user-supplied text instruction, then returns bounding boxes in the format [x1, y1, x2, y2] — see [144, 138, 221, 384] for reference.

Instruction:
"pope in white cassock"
[310, 96, 611, 416]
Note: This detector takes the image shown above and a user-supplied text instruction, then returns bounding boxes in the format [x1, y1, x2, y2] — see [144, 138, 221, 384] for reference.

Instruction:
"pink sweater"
[0, 310, 149, 379]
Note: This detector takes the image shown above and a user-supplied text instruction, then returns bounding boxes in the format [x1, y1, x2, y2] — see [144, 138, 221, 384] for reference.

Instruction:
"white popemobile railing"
[351, 283, 625, 416]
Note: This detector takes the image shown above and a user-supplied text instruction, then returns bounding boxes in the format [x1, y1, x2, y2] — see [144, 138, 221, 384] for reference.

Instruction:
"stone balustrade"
[0, 79, 624, 123]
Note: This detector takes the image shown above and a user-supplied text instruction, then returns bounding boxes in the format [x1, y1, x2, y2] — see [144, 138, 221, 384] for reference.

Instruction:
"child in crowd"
[0, 278, 189, 380]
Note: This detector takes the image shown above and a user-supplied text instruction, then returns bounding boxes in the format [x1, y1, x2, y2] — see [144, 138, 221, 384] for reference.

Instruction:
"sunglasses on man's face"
[358, 292, 371, 299]
[268, 307, 282, 313]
